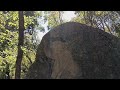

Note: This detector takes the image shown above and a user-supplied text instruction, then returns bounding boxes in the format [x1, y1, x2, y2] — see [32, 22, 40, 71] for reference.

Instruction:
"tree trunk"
[58, 11, 63, 23]
[15, 11, 24, 79]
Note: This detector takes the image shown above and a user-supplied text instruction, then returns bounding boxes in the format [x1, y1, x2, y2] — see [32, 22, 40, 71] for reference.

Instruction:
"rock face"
[26, 22, 120, 79]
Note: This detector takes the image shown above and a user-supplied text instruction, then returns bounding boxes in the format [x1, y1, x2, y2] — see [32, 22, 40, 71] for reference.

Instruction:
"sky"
[36, 11, 76, 42]
[62, 11, 76, 21]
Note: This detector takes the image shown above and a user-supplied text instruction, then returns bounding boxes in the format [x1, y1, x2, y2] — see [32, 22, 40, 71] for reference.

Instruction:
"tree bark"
[58, 11, 63, 23]
[15, 11, 24, 79]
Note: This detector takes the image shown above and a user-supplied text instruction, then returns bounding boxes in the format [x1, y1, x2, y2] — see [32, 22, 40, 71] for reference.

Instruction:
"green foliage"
[1, 11, 120, 79]
[73, 11, 120, 36]
[47, 11, 64, 28]
[0, 11, 39, 79]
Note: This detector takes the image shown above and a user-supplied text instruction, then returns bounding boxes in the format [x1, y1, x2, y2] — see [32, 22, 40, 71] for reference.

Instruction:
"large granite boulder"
[26, 22, 120, 79]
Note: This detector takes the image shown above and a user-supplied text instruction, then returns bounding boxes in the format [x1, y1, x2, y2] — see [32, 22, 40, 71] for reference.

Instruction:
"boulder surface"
[26, 22, 120, 79]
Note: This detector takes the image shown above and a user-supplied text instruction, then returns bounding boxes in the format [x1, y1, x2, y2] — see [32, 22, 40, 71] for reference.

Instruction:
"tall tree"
[15, 11, 24, 79]
[47, 11, 64, 28]
[73, 11, 120, 35]
[0, 11, 41, 79]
